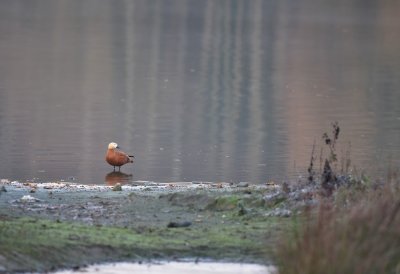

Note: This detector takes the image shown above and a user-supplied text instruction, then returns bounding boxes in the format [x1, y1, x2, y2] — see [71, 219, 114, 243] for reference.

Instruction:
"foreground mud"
[0, 180, 292, 273]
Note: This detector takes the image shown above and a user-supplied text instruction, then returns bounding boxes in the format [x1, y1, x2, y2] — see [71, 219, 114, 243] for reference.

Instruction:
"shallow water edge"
[55, 261, 275, 274]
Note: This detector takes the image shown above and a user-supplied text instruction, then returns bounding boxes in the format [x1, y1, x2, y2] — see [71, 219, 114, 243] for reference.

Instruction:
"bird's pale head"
[108, 142, 119, 149]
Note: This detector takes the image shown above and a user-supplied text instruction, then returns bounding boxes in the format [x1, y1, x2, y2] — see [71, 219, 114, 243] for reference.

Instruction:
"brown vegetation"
[276, 180, 400, 274]
[276, 123, 400, 274]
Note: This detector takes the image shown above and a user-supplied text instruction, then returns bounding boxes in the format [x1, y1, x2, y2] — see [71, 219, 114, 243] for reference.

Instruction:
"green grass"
[0, 214, 284, 272]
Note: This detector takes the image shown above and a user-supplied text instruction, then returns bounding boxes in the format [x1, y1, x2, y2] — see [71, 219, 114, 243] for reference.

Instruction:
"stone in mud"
[237, 182, 249, 188]
[266, 208, 292, 217]
[167, 221, 192, 228]
[0, 185, 7, 193]
[112, 183, 122, 191]
[16, 195, 43, 203]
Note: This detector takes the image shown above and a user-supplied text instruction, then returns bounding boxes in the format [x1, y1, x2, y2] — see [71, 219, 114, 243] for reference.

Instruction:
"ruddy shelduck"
[105, 142, 134, 171]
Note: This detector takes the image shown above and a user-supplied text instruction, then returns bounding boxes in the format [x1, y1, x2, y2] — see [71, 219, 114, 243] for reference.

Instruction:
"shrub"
[275, 183, 400, 274]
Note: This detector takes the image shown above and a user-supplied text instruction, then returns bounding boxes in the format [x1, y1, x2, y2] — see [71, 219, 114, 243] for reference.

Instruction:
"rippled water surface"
[1, 0, 399, 184]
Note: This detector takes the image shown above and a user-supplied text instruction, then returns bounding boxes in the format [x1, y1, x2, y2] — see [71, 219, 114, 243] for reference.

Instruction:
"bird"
[105, 142, 134, 171]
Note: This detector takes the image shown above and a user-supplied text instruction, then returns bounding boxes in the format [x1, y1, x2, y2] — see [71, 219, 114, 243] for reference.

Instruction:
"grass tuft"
[275, 171, 400, 274]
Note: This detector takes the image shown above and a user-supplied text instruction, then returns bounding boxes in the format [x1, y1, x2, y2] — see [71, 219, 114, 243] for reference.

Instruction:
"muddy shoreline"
[0, 180, 292, 273]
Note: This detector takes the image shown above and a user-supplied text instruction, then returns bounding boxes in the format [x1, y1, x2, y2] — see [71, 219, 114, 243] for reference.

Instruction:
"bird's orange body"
[105, 142, 134, 170]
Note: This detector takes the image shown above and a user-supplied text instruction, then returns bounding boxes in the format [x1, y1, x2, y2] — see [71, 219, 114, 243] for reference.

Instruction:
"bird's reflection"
[105, 171, 133, 186]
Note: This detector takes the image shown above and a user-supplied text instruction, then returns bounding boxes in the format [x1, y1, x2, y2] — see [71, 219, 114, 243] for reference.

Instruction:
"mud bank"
[0, 180, 292, 273]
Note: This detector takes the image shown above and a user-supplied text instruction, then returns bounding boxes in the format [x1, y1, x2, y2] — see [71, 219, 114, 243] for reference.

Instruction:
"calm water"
[1, 0, 399, 184]
[56, 262, 272, 274]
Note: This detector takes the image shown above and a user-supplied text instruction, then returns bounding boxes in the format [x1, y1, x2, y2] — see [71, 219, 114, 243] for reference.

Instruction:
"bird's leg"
[118, 166, 121, 171]
[113, 166, 116, 171]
